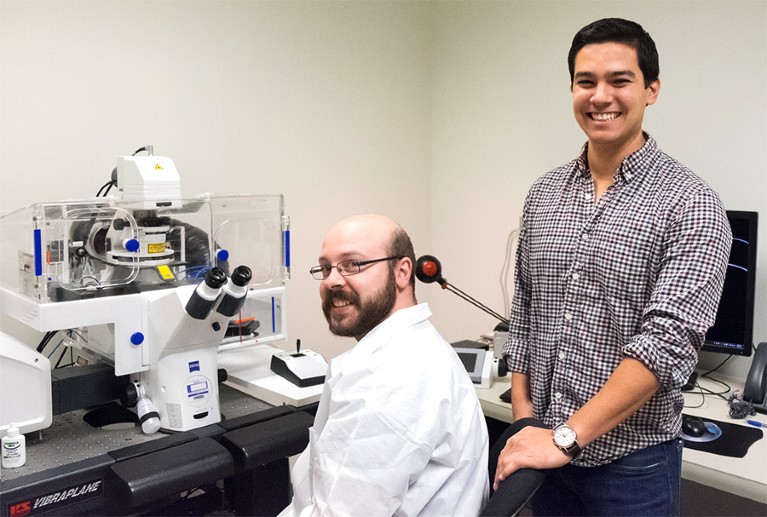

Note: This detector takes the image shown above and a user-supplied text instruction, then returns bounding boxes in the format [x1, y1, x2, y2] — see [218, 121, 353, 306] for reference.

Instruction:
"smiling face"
[318, 215, 413, 341]
[571, 42, 660, 157]
[321, 266, 397, 341]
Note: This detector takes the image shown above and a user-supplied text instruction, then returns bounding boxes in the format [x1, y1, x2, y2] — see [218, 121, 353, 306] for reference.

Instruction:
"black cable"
[698, 384, 730, 401]
[54, 344, 69, 369]
[701, 354, 732, 379]
[683, 383, 731, 410]
[50, 333, 71, 369]
[96, 146, 150, 198]
[444, 284, 510, 324]
[700, 374, 732, 395]
[35, 331, 49, 353]
[683, 390, 706, 409]
[36, 330, 57, 353]
[96, 180, 113, 197]
[682, 355, 734, 409]
[700, 355, 733, 396]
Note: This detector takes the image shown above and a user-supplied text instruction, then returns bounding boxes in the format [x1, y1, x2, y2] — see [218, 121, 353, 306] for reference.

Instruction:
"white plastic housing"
[0, 331, 52, 434]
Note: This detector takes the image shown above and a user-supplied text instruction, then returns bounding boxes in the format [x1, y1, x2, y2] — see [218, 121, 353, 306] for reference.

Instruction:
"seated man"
[280, 214, 489, 516]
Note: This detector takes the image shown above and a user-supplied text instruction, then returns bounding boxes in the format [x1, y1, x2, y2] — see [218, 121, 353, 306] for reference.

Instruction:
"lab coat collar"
[331, 303, 432, 372]
[357, 303, 432, 352]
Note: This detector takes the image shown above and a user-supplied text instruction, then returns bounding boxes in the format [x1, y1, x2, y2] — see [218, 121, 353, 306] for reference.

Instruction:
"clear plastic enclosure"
[0, 194, 288, 304]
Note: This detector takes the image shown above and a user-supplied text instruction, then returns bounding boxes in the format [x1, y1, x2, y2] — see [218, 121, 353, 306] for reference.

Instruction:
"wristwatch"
[552, 423, 583, 460]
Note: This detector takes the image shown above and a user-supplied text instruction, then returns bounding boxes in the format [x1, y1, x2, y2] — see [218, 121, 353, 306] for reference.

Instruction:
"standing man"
[495, 18, 731, 515]
[280, 214, 488, 517]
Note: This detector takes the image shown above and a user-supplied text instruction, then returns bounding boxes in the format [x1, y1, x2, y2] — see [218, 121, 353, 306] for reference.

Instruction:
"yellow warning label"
[148, 243, 165, 254]
[155, 164, 164, 170]
[157, 265, 175, 281]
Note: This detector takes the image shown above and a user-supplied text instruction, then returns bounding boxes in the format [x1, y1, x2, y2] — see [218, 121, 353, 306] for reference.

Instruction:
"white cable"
[500, 227, 519, 318]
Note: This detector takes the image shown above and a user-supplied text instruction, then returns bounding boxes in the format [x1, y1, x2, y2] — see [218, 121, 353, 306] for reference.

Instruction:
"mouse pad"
[681, 416, 763, 458]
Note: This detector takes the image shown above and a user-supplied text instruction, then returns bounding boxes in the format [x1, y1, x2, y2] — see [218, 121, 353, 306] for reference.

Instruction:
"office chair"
[481, 417, 548, 517]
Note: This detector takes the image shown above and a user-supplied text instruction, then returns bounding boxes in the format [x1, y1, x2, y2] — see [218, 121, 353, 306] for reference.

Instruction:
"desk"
[680, 375, 766, 504]
[476, 375, 513, 423]
[476, 374, 767, 506]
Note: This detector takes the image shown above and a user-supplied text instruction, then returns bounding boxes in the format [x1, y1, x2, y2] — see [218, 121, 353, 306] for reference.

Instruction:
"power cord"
[684, 354, 758, 422]
[683, 355, 733, 409]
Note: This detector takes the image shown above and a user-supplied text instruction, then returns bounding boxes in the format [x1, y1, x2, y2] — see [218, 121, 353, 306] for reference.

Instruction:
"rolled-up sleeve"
[622, 190, 731, 389]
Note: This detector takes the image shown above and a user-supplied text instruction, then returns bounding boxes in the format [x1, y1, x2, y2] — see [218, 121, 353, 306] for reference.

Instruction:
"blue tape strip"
[33, 228, 43, 276]
[284, 230, 291, 268]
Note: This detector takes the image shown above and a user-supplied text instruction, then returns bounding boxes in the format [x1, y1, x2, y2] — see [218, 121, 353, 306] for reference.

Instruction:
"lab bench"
[0, 385, 314, 517]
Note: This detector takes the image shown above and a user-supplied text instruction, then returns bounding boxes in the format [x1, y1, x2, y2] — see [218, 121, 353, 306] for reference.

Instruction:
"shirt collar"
[575, 132, 658, 184]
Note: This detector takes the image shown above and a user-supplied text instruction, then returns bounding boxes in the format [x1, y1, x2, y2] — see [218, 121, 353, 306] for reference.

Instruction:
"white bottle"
[1, 424, 26, 468]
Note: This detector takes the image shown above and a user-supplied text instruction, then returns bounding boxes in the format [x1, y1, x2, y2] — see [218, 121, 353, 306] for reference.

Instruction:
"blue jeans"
[531, 439, 683, 516]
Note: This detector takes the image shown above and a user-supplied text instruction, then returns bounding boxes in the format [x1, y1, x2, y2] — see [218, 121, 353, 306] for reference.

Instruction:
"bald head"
[325, 214, 397, 250]
[322, 214, 416, 287]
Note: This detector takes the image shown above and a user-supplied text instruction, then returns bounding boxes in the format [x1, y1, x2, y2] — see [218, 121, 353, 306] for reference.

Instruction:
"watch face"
[554, 425, 576, 447]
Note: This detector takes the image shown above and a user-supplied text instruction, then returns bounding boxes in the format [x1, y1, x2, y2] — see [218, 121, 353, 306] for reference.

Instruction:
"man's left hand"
[493, 426, 571, 490]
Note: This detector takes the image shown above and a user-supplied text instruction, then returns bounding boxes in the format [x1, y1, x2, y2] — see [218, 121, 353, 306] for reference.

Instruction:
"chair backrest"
[481, 417, 548, 517]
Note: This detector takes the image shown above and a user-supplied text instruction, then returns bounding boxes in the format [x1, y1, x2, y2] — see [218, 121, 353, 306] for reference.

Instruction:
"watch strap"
[562, 440, 582, 460]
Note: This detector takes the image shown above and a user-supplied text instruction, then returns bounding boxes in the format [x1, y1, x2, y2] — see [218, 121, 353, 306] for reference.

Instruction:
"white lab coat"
[279, 303, 489, 517]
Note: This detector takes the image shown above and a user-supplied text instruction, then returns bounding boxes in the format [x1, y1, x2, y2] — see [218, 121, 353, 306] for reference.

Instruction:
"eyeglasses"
[309, 256, 402, 280]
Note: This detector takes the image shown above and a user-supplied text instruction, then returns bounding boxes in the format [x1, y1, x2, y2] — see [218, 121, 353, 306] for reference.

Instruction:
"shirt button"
[584, 193, 591, 201]
[564, 312, 573, 321]
[572, 273, 581, 281]
[554, 392, 563, 400]
[581, 233, 589, 241]
[558, 352, 566, 360]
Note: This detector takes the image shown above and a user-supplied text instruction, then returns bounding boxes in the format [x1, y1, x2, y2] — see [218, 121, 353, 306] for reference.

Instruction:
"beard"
[322, 275, 397, 339]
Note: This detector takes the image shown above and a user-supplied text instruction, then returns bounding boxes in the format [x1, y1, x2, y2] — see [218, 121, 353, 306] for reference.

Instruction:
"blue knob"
[130, 332, 145, 345]
[217, 249, 230, 262]
[125, 239, 140, 252]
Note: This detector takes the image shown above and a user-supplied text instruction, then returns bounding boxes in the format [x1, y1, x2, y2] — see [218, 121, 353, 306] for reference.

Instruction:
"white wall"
[1, 1, 766, 380]
[0, 0, 434, 359]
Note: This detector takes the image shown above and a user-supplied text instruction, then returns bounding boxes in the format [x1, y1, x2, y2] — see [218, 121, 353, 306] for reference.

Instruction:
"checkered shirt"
[502, 135, 731, 466]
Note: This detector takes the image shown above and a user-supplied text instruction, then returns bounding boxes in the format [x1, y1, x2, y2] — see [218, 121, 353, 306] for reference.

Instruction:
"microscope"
[0, 147, 289, 434]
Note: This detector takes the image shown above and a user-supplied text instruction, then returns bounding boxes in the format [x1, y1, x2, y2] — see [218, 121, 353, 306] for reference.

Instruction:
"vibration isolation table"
[0, 384, 315, 517]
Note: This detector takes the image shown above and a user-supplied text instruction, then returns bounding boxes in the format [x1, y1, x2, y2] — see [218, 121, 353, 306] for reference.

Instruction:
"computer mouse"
[682, 415, 707, 437]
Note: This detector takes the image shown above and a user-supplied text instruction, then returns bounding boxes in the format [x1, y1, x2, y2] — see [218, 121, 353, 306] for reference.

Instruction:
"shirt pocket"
[592, 224, 657, 304]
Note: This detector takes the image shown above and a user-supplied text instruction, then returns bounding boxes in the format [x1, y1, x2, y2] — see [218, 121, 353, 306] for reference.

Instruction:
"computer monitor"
[701, 210, 759, 357]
